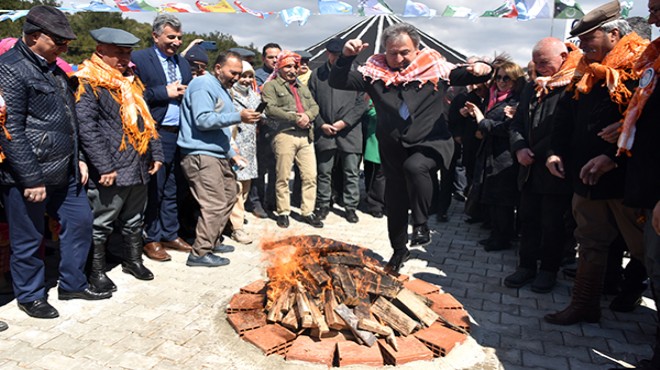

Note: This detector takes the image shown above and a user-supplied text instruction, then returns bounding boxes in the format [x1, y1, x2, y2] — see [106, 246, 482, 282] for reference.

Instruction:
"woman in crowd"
[466, 60, 525, 252]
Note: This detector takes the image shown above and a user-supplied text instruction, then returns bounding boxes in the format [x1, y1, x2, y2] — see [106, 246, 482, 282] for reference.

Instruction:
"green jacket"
[261, 75, 319, 139]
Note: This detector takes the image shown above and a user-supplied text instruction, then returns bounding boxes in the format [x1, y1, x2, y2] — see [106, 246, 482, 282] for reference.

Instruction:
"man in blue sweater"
[178, 51, 261, 267]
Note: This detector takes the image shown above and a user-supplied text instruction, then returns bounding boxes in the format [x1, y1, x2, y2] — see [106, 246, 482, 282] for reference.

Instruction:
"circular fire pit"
[226, 236, 470, 367]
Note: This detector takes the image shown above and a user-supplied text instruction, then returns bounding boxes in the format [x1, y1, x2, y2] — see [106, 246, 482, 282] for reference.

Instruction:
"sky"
[62, 1, 656, 64]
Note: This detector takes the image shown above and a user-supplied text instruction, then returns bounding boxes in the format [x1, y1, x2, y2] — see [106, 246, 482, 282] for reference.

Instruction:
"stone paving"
[0, 200, 656, 369]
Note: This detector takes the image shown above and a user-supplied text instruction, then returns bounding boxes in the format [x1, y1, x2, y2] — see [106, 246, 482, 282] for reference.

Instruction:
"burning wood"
[229, 235, 471, 366]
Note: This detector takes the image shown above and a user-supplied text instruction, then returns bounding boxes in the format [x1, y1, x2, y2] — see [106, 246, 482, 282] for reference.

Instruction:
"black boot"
[88, 242, 117, 293]
[610, 257, 647, 312]
[122, 234, 154, 281]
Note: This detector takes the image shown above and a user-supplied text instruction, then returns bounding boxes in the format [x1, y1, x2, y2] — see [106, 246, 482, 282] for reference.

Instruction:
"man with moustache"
[261, 51, 322, 229]
[544, 0, 647, 325]
[329, 23, 492, 272]
[178, 51, 261, 267]
[506, 38, 578, 293]
[609, 1, 660, 368]
[0, 5, 110, 319]
[132, 14, 193, 262]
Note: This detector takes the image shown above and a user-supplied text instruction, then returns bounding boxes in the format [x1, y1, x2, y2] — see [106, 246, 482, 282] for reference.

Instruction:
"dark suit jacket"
[329, 54, 491, 170]
[131, 47, 192, 124]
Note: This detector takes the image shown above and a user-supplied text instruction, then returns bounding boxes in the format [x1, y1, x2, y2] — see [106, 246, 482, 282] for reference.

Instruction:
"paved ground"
[0, 200, 655, 369]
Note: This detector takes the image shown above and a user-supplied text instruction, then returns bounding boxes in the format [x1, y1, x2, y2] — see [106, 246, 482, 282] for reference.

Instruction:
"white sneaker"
[231, 229, 253, 244]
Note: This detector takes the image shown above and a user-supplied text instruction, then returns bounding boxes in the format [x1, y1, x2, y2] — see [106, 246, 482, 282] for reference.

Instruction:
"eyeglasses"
[494, 75, 511, 82]
[42, 32, 70, 46]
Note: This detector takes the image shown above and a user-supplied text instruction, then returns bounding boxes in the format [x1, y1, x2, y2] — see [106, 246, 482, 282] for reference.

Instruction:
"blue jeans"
[2, 176, 93, 302]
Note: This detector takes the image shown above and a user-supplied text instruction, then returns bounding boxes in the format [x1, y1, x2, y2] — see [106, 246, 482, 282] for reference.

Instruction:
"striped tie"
[167, 57, 177, 83]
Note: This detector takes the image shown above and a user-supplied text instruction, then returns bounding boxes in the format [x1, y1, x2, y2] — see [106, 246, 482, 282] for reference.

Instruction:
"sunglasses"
[43, 32, 70, 46]
[494, 75, 511, 82]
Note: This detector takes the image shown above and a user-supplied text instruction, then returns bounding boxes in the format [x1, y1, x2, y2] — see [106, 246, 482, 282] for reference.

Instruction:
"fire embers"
[226, 235, 470, 366]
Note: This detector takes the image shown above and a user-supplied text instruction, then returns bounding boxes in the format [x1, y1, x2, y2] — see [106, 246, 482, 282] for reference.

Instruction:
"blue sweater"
[178, 73, 240, 159]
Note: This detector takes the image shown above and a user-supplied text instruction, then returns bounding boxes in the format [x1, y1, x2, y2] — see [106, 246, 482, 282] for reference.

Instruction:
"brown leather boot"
[544, 260, 604, 325]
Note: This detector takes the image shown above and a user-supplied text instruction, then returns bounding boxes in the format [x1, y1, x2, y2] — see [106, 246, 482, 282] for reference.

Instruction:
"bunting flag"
[482, 1, 518, 17]
[403, 0, 436, 17]
[196, 0, 235, 13]
[554, 0, 584, 19]
[0, 10, 29, 21]
[620, 1, 633, 17]
[318, 0, 353, 15]
[358, 0, 394, 16]
[442, 5, 473, 18]
[114, 0, 156, 12]
[233, 0, 274, 19]
[160, 2, 196, 12]
[280, 6, 312, 26]
[71, 1, 120, 12]
[515, 0, 550, 20]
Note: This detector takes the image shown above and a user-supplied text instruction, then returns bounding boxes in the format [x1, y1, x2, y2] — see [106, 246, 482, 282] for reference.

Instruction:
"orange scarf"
[535, 44, 582, 99]
[617, 37, 660, 156]
[0, 93, 10, 163]
[74, 53, 158, 155]
[568, 32, 648, 110]
[358, 48, 455, 89]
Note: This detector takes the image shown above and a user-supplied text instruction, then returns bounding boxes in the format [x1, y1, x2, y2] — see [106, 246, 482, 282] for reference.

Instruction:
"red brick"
[394, 273, 410, 282]
[403, 279, 441, 295]
[378, 336, 434, 365]
[414, 322, 467, 357]
[435, 308, 470, 333]
[226, 309, 267, 335]
[427, 293, 464, 310]
[336, 341, 384, 366]
[226, 293, 265, 313]
[242, 324, 296, 355]
[240, 280, 267, 295]
[285, 336, 337, 366]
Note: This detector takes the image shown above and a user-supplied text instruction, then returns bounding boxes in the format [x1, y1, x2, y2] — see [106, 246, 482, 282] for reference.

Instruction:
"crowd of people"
[0, 2, 659, 368]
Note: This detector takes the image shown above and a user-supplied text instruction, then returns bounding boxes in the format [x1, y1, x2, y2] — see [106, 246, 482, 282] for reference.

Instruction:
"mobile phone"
[255, 102, 268, 113]
[199, 41, 217, 51]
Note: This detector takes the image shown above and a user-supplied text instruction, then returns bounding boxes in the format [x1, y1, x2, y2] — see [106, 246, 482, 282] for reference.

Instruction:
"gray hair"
[152, 14, 182, 35]
[600, 19, 632, 37]
[382, 23, 420, 49]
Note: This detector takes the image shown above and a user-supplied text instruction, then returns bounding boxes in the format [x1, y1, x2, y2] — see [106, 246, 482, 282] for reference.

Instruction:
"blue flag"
[318, 0, 353, 14]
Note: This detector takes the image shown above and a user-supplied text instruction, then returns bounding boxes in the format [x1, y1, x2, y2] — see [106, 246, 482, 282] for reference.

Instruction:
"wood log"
[395, 288, 439, 327]
[305, 291, 329, 337]
[295, 292, 314, 328]
[371, 296, 419, 336]
[281, 308, 299, 331]
[334, 303, 377, 347]
[267, 289, 289, 323]
[302, 257, 331, 287]
[329, 266, 359, 306]
[323, 289, 346, 330]
[359, 269, 402, 299]
[353, 297, 372, 320]
[358, 318, 392, 336]
[325, 254, 366, 268]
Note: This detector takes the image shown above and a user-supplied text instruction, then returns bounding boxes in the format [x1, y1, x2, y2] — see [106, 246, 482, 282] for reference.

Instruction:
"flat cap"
[185, 44, 208, 65]
[23, 5, 76, 40]
[90, 28, 139, 48]
[570, 0, 620, 37]
[326, 38, 344, 53]
[229, 47, 255, 58]
[294, 50, 312, 60]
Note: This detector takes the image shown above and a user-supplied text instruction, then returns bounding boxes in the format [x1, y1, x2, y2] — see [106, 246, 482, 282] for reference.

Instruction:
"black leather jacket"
[0, 40, 80, 188]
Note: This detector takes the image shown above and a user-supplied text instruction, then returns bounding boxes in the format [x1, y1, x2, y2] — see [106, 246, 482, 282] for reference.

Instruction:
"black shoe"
[315, 207, 330, 220]
[437, 213, 449, 223]
[384, 248, 411, 274]
[186, 253, 230, 267]
[251, 207, 268, 219]
[58, 287, 112, 301]
[276, 215, 290, 228]
[345, 209, 359, 223]
[410, 224, 431, 246]
[0, 321, 7, 332]
[371, 210, 384, 218]
[610, 289, 644, 312]
[301, 214, 324, 228]
[122, 262, 154, 280]
[504, 268, 536, 288]
[17, 298, 59, 319]
[531, 271, 557, 293]
[212, 244, 236, 253]
[88, 272, 117, 293]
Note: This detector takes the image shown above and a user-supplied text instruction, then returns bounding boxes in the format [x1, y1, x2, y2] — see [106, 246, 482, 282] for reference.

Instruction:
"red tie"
[289, 82, 305, 113]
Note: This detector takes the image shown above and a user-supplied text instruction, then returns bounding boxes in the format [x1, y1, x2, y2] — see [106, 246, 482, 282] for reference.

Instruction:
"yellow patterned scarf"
[75, 53, 158, 154]
[0, 92, 11, 163]
[568, 32, 649, 110]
